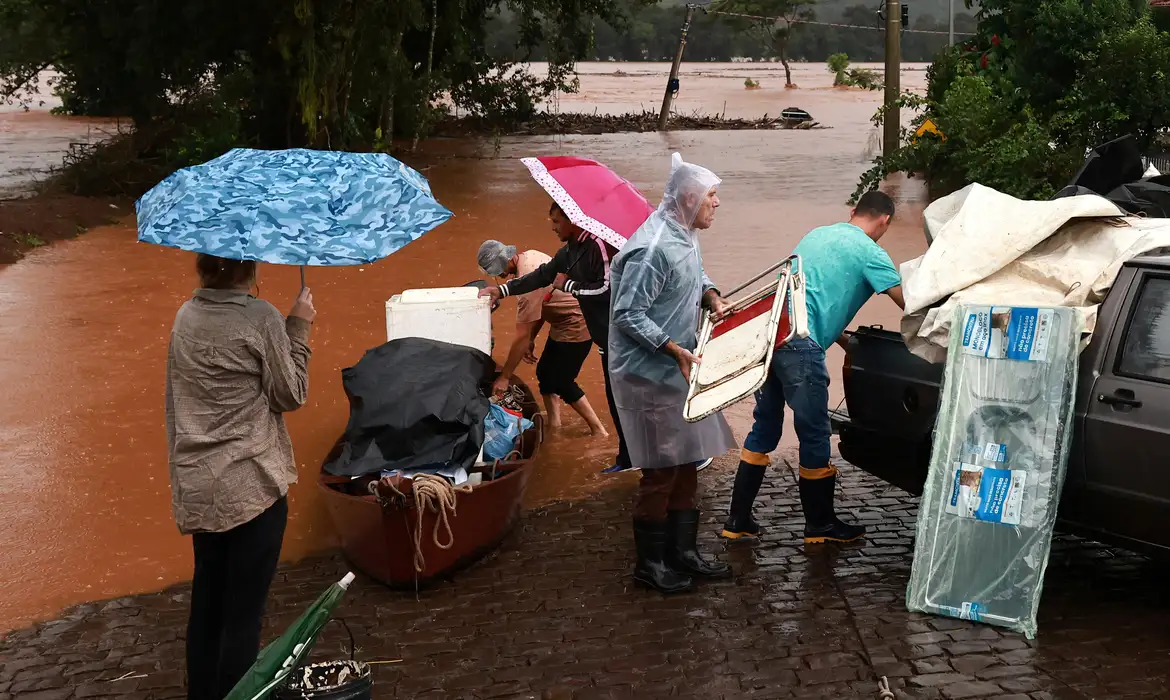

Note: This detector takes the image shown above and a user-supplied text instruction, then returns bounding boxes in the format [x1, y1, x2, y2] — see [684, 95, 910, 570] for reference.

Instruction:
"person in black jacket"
[481, 203, 716, 474]
[480, 203, 633, 471]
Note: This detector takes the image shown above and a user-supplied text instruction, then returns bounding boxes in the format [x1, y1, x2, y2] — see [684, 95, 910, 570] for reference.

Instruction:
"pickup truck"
[832, 255, 1170, 556]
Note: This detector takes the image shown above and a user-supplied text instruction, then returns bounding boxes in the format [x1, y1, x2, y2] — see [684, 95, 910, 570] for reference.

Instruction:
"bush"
[827, 52, 849, 85]
[826, 52, 882, 90]
[854, 0, 1170, 203]
[846, 68, 882, 90]
[449, 64, 544, 127]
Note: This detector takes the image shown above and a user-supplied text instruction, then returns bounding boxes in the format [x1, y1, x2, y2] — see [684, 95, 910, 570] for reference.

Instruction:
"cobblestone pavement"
[4, 453, 1170, 700]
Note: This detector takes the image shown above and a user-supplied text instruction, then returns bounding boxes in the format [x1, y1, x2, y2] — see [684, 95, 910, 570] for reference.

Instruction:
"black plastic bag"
[1063, 134, 1146, 196]
[322, 337, 495, 478]
[1052, 135, 1170, 217]
[1104, 176, 1170, 219]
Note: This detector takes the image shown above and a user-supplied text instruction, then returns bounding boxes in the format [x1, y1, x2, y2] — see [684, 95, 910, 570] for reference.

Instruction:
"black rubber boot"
[799, 473, 865, 544]
[633, 519, 693, 594]
[667, 509, 733, 579]
[721, 461, 765, 539]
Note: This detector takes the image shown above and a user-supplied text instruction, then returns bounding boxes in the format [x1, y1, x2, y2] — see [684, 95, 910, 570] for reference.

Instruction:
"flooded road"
[0, 62, 927, 631]
[0, 72, 121, 197]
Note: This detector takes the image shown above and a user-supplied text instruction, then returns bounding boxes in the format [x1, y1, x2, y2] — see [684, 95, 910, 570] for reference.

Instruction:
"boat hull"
[318, 381, 542, 588]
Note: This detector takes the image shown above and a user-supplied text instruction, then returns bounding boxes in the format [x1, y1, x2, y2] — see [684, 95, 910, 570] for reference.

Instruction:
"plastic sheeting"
[608, 152, 736, 469]
[483, 404, 534, 461]
[903, 183, 1170, 363]
[908, 183, 1122, 312]
[906, 304, 1080, 639]
[1053, 134, 1170, 219]
[323, 337, 494, 478]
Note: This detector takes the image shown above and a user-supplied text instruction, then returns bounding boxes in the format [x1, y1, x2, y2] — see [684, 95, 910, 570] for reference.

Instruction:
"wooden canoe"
[318, 380, 543, 588]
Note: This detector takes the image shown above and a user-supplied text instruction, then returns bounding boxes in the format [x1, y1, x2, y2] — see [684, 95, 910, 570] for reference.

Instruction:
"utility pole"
[948, 0, 954, 45]
[658, 4, 697, 132]
[883, 0, 902, 159]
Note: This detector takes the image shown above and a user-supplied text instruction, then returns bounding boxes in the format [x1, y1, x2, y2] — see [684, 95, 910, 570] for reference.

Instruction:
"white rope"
[878, 676, 896, 699]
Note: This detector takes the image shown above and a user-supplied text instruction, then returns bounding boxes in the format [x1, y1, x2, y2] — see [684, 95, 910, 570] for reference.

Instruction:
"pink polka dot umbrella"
[520, 156, 655, 250]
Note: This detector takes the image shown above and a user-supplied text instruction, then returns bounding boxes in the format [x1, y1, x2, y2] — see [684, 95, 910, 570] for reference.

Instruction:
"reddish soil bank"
[0, 195, 129, 264]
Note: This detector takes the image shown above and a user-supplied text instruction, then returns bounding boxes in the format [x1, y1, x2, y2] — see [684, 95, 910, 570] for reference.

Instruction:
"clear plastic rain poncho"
[608, 153, 737, 469]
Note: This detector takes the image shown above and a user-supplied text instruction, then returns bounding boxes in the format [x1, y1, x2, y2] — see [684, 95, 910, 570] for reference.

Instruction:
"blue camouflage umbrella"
[136, 148, 452, 267]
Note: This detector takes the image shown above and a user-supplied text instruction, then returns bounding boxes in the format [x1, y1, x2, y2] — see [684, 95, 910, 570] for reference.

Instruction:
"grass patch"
[11, 233, 47, 247]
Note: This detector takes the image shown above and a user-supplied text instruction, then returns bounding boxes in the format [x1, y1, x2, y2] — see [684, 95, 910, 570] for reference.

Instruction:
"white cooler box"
[385, 286, 492, 355]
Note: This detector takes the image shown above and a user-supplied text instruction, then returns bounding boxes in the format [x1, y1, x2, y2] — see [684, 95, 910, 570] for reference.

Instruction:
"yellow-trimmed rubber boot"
[721, 451, 768, 540]
[799, 465, 865, 544]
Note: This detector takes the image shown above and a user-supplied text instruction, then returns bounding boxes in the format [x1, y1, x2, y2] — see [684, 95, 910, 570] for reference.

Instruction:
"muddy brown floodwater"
[0, 71, 122, 198]
[0, 62, 928, 632]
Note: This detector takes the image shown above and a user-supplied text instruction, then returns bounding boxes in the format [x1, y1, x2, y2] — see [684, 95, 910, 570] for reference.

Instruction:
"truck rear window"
[1118, 276, 1170, 382]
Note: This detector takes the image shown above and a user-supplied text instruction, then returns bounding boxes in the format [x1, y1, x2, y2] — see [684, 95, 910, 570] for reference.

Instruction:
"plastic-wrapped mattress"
[906, 305, 1080, 638]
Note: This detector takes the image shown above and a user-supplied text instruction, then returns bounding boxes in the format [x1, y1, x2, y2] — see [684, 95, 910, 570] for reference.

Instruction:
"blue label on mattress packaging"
[974, 468, 1013, 522]
[960, 306, 1055, 362]
[960, 308, 989, 356]
[960, 602, 984, 622]
[982, 442, 1008, 464]
[945, 462, 1027, 526]
[949, 466, 964, 508]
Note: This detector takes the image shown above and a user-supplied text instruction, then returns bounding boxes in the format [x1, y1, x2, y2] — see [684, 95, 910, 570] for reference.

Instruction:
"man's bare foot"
[590, 426, 610, 438]
[549, 419, 562, 430]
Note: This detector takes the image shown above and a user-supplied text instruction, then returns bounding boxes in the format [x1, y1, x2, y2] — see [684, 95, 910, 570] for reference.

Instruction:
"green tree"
[854, 0, 1170, 203]
[0, 0, 629, 166]
[828, 52, 850, 85]
[837, 4, 882, 60]
[710, 0, 817, 85]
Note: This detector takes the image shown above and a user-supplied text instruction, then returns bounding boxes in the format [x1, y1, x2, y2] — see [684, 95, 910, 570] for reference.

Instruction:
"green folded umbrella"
[224, 572, 357, 700]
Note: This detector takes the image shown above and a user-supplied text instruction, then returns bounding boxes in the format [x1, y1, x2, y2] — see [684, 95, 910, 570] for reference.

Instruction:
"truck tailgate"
[842, 326, 944, 444]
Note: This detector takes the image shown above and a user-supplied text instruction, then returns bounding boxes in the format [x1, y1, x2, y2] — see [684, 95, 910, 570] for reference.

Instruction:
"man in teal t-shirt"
[722, 190, 906, 544]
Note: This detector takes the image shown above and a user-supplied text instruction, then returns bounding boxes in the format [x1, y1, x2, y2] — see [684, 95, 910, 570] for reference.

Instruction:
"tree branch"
[1, 61, 54, 101]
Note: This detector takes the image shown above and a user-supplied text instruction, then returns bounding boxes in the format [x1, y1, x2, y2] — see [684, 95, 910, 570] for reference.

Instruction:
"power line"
[697, 6, 977, 36]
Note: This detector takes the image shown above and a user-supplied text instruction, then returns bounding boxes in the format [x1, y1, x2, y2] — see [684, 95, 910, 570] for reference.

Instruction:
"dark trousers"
[187, 497, 288, 700]
[635, 465, 698, 521]
[535, 338, 592, 404]
[598, 346, 632, 469]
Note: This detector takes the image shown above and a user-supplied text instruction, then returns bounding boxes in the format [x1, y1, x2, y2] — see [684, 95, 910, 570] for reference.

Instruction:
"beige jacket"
[165, 289, 311, 534]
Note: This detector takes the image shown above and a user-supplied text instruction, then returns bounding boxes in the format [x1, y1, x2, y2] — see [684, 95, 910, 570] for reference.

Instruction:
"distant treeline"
[487, 3, 979, 63]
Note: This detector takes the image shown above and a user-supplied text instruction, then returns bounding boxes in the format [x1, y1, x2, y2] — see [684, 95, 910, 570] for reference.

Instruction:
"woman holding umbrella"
[138, 147, 454, 700]
[479, 159, 638, 472]
[167, 255, 315, 700]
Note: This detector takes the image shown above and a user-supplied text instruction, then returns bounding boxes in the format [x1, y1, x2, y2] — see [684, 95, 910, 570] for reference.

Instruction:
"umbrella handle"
[299, 265, 306, 291]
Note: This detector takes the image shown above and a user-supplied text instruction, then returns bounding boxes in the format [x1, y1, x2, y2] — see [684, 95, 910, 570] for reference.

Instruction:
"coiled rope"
[878, 677, 895, 699]
[371, 473, 473, 573]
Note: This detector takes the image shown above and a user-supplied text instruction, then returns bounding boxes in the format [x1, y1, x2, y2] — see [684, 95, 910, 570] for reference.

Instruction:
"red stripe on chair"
[775, 303, 793, 349]
[710, 293, 775, 340]
[707, 287, 796, 350]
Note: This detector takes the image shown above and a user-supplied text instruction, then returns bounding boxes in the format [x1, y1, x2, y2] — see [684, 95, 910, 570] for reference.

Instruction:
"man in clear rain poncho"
[609, 153, 737, 594]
